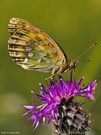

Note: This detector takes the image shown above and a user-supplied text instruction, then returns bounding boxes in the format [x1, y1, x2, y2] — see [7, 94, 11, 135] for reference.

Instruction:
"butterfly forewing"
[8, 18, 68, 73]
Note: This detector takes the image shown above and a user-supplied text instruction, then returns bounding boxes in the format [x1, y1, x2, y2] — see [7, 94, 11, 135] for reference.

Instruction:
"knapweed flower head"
[22, 76, 97, 135]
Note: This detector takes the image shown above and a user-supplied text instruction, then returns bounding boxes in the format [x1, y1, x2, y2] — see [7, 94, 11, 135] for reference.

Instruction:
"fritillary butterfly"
[8, 18, 78, 79]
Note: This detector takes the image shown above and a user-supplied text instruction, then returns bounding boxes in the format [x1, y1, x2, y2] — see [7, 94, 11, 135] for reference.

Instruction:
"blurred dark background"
[0, 0, 101, 135]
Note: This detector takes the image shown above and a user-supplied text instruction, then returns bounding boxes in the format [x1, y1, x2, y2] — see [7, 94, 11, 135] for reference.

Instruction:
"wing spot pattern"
[28, 52, 34, 57]
[23, 58, 28, 63]
[32, 30, 36, 33]
[25, 46, 32, 51]
[37, 58, 41, 62]
[34, 42, 39, 45]
[50, 47, 57, 54]
[40, 40, 45, 45]
[39, 51, 47, 57]
[45, 39, 50, 44]
[27, 42, 32, 45]
[13, 51, 17, 57]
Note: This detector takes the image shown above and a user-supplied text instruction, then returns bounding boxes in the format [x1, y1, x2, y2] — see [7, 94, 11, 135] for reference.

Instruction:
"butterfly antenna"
[75, 41, 97, 60]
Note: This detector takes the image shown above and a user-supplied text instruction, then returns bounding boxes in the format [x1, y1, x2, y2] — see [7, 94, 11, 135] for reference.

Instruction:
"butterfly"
[8, 18, 78, 80]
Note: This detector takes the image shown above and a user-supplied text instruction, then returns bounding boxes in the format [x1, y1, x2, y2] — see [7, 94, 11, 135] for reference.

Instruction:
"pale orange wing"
[8, 18, 67, 73]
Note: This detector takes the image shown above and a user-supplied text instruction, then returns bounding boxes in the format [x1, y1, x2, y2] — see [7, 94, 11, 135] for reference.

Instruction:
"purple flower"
[22, 76, 97, 134]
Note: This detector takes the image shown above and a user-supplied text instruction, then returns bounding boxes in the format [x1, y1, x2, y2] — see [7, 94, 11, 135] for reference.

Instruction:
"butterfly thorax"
[52, 58, 78, 75]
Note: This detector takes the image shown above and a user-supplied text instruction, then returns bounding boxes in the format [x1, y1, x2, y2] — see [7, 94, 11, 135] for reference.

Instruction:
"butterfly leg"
[45, 66, 60, 83]
[68, 69, 74, 81]
[70, 70, 73, 81]
[68, 69, 76, 81]
[68, 69, 71, 80]
[73, 69, 76, 79]
[45, 74, 54, 85]
[45, 74, 56, 81]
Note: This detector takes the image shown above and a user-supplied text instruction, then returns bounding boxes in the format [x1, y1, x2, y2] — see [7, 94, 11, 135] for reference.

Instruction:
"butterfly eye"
[75, 61, 78, 67]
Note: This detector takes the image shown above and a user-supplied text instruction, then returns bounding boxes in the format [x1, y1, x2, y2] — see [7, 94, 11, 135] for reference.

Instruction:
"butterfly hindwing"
[8, 18, 67, 72]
